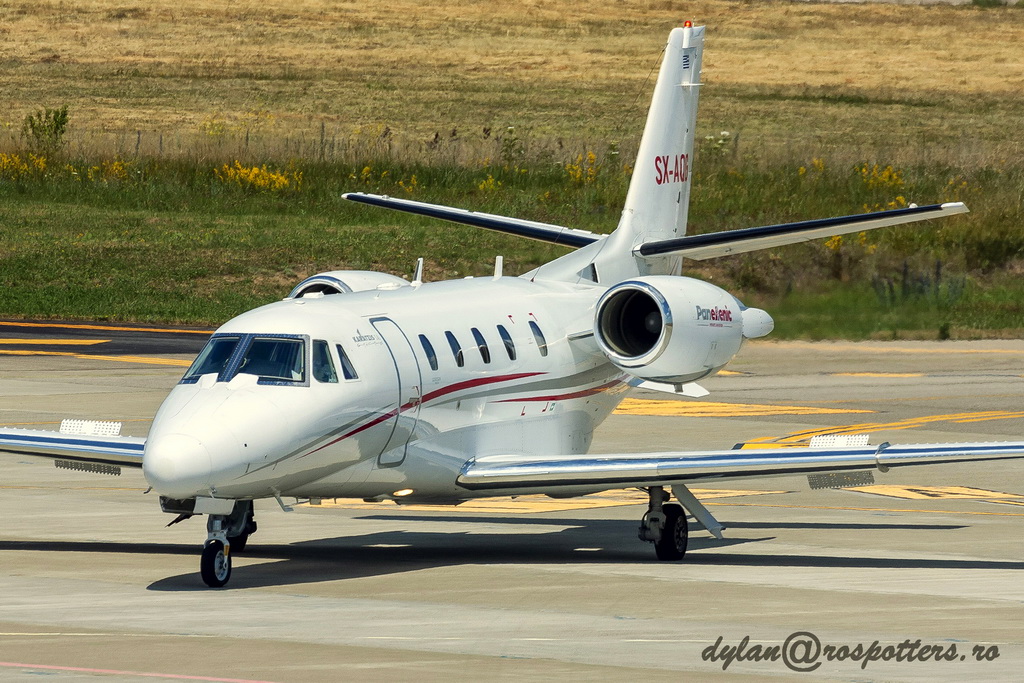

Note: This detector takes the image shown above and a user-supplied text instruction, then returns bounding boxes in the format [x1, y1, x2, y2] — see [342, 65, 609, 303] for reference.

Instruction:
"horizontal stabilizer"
[635, 203, 968, 260]
[457, 439, 1024, 490]
[343, 193, 602, 248]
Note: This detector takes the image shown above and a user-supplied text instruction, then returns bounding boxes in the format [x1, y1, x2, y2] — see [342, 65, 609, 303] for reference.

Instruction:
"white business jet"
[3, 24, 1023, 588]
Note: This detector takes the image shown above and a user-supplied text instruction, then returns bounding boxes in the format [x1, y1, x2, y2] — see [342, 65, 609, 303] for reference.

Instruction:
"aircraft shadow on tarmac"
[4, 516, 1012, 592]
[147, 514, 1013, 590]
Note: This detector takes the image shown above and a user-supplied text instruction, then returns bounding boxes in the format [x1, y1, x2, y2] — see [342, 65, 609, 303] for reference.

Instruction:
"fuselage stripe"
[298, 372, 549, 458]
[494, 378, 625, 403]
[420, 372, 546, 404]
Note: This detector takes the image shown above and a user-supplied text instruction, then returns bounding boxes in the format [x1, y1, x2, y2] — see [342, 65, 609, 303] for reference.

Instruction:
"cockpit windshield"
[181, 334, 307, 385]
[234, 337, 305, 383]
[182, 336, 240, 381]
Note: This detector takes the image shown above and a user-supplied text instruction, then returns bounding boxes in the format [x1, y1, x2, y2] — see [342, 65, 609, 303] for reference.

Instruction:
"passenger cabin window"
[445, 331, 464, 368]
[419, 334, 439, 371]
[529, 321, 548, 357]
[312, 340, 338, 383]
[497, 325, 516, 361]
[471, 327, 491, 364]
[235, 337, 306, 383]
[335, 344, 359, 380]
[183, 336, 240, 381]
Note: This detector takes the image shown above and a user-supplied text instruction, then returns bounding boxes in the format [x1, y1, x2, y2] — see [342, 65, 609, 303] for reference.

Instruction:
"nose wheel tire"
[200, 540, 232, 588]
[654, 503, 688, 561]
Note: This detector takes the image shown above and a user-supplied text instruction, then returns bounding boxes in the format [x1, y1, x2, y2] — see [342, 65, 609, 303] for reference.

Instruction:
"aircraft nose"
[143, 433, 213, 498]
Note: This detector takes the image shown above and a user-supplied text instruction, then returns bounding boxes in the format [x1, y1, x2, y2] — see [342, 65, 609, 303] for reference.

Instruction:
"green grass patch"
[1, 148, 1022, 336]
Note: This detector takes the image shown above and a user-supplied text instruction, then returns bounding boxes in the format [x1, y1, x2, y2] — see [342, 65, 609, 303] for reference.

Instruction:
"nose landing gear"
[200, 539, 231, 587]
[200, 500, 255, 588]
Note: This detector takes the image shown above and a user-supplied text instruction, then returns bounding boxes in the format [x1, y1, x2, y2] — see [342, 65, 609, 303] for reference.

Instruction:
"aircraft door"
[370, 317, 422, 467]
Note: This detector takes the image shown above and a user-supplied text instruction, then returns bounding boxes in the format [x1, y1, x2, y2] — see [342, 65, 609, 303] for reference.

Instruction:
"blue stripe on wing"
[0, 428, 145, 467]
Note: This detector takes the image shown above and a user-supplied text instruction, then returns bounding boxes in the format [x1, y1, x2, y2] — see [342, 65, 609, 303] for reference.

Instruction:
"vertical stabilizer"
[531, 25, 704, 285]
[619, 25, 703, 246]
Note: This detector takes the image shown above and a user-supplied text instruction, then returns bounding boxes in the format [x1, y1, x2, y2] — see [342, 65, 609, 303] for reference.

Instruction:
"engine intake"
[287, 271, 409, 299]
[595, 276, 770, 383]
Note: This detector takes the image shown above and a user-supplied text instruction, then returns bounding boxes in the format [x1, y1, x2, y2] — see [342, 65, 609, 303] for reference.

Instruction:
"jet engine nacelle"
[287, 270, 409, 299]
[594, 276, 772, 384]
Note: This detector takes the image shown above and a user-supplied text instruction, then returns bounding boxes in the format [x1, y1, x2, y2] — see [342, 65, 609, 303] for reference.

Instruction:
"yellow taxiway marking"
[0, 338, 110, 346]
[301, 488, 790, 514]
[0, 320, 212, 335]
[708, 500, 1024, 517]
[614, 399, 873, 418]
[84, 354, 191, 367]
[301, 489, 1024, 517]
[830, 372, 924, 378]
[0, 349, 191, 367]
[744, 409, 1024, 446]
[845, 485, 1024, 501]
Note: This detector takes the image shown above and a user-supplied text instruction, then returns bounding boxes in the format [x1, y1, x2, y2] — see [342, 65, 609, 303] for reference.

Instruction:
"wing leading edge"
[342, 193, 603, 248]
[0, 427, 145, 468]
[636, 202, 968, 260]
[456, 440, 1024, 491]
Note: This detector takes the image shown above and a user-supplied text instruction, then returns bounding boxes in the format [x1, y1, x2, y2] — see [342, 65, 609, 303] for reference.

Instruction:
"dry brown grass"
[2, 0, 1023, 161]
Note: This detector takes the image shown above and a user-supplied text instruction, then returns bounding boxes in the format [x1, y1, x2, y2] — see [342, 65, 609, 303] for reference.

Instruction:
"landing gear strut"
[227, 502, 257, 552]
[638, 487, 688, 560]
[200, 500, 255, 588]
[638, 485, 727, 561]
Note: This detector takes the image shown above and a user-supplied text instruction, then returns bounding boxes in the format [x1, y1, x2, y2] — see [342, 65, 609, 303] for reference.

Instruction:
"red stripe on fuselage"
[420, 372, 546, 404]
[494, 377, 625, 403]
[300, 372, 548, 457]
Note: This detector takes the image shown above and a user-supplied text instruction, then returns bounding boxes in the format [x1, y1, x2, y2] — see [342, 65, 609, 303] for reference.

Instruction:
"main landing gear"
[201, 500, 256, 588]
[638, 485, 725, 561]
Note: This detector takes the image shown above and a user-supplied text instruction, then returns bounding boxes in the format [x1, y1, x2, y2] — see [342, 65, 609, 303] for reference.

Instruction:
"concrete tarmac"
[1, 336, 1023, 681]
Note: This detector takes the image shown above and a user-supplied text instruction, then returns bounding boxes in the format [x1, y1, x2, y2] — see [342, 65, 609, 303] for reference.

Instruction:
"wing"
[636, 203, 967, 260]
[0, 426, 145, 474]
[456, 439, 1024, 491]
[342, 192, 603, 248]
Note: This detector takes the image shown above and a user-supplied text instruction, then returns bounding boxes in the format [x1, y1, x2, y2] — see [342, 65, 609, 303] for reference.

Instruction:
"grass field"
[1, 0, 1023, 337]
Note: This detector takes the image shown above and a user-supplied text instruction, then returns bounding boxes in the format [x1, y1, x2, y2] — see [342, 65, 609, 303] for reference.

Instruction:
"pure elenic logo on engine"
[695, 305, 733, 322]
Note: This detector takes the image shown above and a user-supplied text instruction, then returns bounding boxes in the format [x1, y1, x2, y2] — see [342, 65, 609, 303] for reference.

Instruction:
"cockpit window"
[312, 340, 338, 383]
[234, 337, 306, 384]
[183, 336, 240, 381]
[336, 343, 359, 380]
